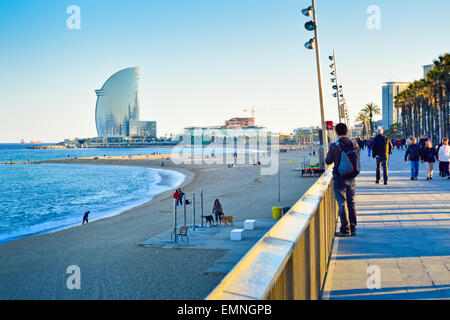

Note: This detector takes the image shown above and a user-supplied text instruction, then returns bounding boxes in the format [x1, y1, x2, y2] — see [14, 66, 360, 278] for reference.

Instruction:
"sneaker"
[426, 177, 430, 180]
[351, 229, 357, 236]
[384, 182, 388, 185]
[375, 181, 380, 184]
[411, 177, 414, 180]
[335, 231, 351, 237]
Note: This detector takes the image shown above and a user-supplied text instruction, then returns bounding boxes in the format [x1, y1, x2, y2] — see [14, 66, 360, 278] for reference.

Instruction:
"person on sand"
[82, 211, 90, 225]
[212, 199, 224, 226]
[173, 190, 181, 206]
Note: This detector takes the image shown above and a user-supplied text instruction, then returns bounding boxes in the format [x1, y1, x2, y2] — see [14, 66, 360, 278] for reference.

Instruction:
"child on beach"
[173, 190, 181, 206]
[438, 138, 450, 180]
[82, 211, 90, 224]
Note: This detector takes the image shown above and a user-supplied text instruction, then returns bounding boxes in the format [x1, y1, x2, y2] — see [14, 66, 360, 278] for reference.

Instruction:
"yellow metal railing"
[207, 167, 338, 300]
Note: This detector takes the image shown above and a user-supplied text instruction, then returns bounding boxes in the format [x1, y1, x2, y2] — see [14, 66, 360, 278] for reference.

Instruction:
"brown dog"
[221, 214, 234, 227]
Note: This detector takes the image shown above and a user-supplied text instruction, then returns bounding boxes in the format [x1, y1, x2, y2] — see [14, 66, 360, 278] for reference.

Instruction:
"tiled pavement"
[322, 148, 450, 300]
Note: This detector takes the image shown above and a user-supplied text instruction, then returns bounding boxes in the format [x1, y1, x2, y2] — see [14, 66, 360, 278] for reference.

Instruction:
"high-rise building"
[423, 64, 433, 77]
[95, 67, 156, 138]
[382, 81, 411, 129]
[95, 67, 140, 137]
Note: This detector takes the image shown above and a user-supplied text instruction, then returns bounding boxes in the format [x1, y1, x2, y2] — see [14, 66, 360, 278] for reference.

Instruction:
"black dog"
[203, 215, 214, 227]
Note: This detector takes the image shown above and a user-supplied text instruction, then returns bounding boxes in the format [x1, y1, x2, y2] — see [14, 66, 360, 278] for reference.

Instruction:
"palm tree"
[361, 103, 381, 136]
[355, 112, 369, 139]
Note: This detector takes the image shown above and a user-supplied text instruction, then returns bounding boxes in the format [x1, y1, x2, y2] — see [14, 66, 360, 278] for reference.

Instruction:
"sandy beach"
[0, 150, 318, 299]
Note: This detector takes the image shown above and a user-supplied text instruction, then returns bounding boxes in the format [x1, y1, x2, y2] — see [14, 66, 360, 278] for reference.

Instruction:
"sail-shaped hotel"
[95, 67, 156, 139]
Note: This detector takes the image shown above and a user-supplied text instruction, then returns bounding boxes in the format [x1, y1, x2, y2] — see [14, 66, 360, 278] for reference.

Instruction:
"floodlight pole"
[332, 50, 343, 124]
[312, 0, 328, 169]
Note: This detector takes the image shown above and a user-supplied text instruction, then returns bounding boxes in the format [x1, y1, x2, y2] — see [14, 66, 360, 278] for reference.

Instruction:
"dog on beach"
[203, 215, 214, 227]
[221, 214, 234, 227]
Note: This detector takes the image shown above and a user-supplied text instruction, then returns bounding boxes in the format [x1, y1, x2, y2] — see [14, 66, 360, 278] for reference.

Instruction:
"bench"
[171, 226, 189, 243]
[231, 229, 244, 241]
[244, 219, 256, 230]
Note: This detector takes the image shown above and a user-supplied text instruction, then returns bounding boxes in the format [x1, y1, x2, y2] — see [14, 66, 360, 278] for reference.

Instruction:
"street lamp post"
[302, 0, 328, 169]
[330, 50, 343, 124]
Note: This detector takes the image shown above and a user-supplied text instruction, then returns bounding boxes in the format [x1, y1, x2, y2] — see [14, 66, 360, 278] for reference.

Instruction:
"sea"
[0, 144, 185, 243]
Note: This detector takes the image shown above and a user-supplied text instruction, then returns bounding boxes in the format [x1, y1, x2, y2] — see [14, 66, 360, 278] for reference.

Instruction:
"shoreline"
[0, 150, 319, 299]
[0, 163, 188, 244]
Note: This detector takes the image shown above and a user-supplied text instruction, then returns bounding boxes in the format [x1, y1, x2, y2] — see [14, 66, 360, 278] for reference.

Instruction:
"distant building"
[382, 81, 411, 130]
[225, 117, 255, 129]
[129, 120, 157, 139]
[95, 67, 157, 138]
[294, 127, 320, 145]
[423, 64, 433, 77]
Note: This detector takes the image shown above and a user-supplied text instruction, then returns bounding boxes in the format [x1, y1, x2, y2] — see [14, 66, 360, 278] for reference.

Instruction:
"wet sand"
[0, 150, 318, 299]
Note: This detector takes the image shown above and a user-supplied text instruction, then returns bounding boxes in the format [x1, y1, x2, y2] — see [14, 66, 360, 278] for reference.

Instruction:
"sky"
[0, 0, 449, 143]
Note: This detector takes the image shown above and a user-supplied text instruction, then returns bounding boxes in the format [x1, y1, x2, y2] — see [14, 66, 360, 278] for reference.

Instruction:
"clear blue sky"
[0, 0, 449, 142]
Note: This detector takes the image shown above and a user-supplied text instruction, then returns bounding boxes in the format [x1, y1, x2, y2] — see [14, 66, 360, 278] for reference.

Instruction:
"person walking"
[438, 138, 450, 180]
[372, 127, 393, 185]
[405, 137, 420, 180]
[82, 211, 90, 225]
[326, 123, 361, 237]
[421, 140, 438, 180]
[212, 199, 224, 226]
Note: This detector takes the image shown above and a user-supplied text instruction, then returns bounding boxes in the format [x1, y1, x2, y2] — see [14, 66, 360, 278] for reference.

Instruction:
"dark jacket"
[372, 134, 393, 158]
[405, 144, 420, 161]
[421, 147, 438, 163]
[326, 137, 360, 178]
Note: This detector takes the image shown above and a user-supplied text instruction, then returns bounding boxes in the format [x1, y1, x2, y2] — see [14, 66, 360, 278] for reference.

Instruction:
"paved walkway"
[323, 148, 450, 300]
[140, 219, 276, 275]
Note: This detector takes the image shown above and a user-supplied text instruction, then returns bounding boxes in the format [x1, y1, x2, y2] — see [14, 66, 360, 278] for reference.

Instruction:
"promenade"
[323, 148, 450, 299]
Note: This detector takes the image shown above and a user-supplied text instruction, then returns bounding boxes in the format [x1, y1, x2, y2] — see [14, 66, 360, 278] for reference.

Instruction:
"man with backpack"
[372, 127, 393, 185]
[326, 123, 361, 237]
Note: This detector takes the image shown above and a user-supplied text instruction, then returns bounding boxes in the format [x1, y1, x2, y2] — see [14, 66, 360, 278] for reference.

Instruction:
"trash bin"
[272, 207, 282, 220]
[282, 207, 291, 216]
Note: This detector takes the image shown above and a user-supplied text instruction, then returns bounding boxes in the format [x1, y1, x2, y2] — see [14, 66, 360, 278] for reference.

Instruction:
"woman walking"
[438, 138, 450, 180]
[405, 137, 420, 180]
[421, 140, 438, 180]
[212, 199, 224, 226]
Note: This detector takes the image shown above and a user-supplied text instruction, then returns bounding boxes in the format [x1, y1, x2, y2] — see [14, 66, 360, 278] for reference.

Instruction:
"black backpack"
[336, 141, 360, 178]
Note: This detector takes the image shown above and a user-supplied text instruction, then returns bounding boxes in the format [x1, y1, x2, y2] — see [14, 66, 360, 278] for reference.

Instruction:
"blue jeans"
[410, 160, 419, 178]
[333, 177, 357, 233]
[376, 156, 389, 183]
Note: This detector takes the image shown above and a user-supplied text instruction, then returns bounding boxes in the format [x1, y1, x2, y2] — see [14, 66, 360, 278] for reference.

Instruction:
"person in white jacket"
[438, 138, 450, 179]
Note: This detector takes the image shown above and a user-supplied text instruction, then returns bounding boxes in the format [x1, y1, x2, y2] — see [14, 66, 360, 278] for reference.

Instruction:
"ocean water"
[0, 143, 175, 163]
[0, 145, 185, 243]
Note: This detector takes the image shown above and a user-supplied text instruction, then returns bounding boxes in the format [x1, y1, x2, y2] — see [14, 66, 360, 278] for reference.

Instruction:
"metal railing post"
[192, 192, 196, 231]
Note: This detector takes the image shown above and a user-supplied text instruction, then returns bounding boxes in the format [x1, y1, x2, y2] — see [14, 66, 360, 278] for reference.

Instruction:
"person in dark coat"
[405, 137, 421, 180]
[421, 140, 438, 180]
[325, 123, 361, 237]
[82, 211, 90, 224]
[372, 128, 393, 185]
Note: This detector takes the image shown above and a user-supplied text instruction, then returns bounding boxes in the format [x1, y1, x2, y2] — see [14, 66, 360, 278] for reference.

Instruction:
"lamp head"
[301, 6, 313, 17]
[304, 21, 316, 31]
[304, 38, 315, 50]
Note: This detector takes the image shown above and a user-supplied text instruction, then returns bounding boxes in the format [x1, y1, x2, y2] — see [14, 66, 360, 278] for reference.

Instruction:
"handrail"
[207, 166, 337, 300]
